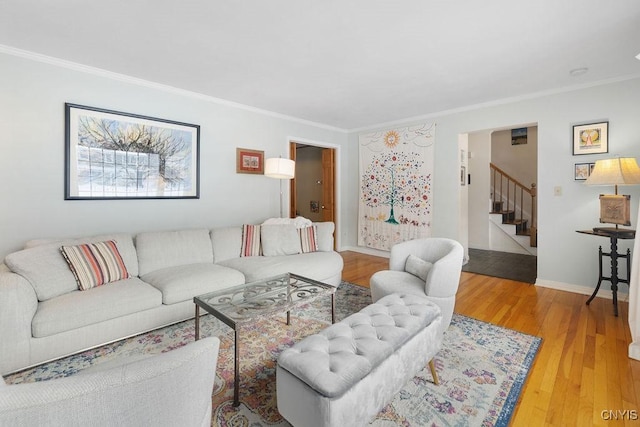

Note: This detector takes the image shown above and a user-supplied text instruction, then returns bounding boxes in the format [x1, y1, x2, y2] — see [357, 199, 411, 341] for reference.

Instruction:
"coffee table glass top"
[194, 273, 335, 326]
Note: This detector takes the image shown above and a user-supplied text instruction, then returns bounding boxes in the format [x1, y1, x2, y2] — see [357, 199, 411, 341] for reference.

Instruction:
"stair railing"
[490, 163, 537, 246]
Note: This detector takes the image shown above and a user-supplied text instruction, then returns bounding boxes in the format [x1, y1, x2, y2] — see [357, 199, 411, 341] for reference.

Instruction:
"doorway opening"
[463, 124, 538, 283]
[288, 141, 337, 248]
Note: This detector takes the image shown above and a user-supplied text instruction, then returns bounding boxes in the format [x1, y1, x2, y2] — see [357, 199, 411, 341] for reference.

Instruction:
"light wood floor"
[340, 251, 640, 427]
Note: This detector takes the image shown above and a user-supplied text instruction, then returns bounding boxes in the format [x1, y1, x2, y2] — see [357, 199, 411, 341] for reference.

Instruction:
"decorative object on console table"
[264, 157, 295, 218]
[584, 157, 640, 231]
[236, 148, 265, 174]
[65, 103, 200, 200]
[572, 121, 608, 155]
[576, 229, 635, 317]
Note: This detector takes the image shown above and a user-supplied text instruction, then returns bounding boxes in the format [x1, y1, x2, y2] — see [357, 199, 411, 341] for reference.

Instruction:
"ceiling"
[1, 0, 640, 130]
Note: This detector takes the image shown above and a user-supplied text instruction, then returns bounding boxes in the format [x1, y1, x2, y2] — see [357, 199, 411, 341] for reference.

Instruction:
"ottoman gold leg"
[429, 359, 439, 385]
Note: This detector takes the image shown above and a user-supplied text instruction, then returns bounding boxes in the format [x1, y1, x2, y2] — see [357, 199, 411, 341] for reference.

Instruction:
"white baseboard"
[340, 245, 390, 258]
[535, 279, 629, 302]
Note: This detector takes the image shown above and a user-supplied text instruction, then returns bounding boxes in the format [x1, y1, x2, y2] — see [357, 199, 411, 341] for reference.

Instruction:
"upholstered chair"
[370, 238, 464, 334]
[0, 337, 220, 427]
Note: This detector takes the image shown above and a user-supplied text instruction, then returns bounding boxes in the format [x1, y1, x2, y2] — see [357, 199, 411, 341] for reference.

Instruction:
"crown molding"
[349, 73, 640, 133]
[0, 44, 347, 133]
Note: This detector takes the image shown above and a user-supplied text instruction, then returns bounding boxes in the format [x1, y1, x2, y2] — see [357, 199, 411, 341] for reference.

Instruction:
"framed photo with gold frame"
[236, 148, 264, 174]
[599, 194, 630, 226]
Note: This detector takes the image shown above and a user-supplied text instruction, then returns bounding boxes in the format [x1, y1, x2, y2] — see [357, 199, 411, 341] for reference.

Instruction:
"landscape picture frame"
[572, 121, 608, 156]
[236, 148, 264, 174]
[65, 103, 200, 200]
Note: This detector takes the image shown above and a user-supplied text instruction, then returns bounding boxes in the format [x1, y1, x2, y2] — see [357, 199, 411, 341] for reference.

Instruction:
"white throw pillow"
[405, 254, 433, 281]
[261, 224, 302, 256]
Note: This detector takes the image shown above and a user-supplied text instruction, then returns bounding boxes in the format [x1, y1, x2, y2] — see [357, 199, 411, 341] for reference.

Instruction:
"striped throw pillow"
[60, 240, 130, 291]
[241, 224, 261, 257]
[299, 225, 318, 253]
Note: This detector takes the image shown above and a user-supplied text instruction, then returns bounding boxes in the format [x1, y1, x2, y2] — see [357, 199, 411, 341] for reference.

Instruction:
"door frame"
[288, 137, 341, 250]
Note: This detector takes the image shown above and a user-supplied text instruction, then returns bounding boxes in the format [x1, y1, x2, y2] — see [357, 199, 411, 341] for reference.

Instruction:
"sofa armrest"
[0, 271, 38, 375]
[0, 337, 220, 426]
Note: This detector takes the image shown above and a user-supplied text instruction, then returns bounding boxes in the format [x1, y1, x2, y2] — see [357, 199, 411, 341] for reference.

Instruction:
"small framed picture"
[236, 148, 264, 174]
[574, 163, 592, 181]
[511, 127, 527, 145]
[572, 121, 608, 155]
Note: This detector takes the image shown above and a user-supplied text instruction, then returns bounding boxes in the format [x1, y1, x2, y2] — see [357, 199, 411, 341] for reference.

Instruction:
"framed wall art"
[574, 162, 594, 181]
[572, 121, 608, 155]
[236, 148, 264, 174]
[65, 103, 200, 200]
[511, 127, 527, 145]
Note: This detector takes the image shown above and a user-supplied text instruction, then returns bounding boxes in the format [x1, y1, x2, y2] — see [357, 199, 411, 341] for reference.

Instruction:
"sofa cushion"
[60, 240, 130, 291]
[32, 277, 162, 337]
[141, 263, 245, 305]
[4, 234, 137, 302]
[314, 222, 335, 252]
[404, 254, 433, 281]
[218, 251, 343, 284]
[136, 229, 213, 276]
[210, 226, 242, 263]
[261, 224, 301, 256]
[298, 226, 318, 253]
[240, 224, 261, 257]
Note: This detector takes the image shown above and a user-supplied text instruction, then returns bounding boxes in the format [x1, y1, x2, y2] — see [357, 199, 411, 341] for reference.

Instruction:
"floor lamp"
[265, 157, 295, 218]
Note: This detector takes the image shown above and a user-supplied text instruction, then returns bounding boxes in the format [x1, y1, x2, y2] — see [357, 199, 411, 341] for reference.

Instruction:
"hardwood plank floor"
[340, 251, 640, 426]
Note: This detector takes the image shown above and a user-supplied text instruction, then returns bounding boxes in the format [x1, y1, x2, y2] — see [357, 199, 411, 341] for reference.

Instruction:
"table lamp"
[265, 157, 295, 217]
[585, 157, 640, 231]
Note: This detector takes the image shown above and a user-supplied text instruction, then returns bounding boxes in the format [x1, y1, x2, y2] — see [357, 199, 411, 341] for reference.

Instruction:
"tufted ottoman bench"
[276, 293, 443, 427]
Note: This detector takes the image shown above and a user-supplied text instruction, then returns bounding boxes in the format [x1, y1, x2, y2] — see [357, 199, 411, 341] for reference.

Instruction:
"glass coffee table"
[193, 272, 336, 406]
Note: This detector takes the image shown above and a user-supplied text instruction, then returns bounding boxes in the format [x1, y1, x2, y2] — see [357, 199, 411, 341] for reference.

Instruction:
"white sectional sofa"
[0, 221, 342, 375]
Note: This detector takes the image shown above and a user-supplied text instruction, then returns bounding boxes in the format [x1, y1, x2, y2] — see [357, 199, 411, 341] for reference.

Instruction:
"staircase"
[490, 163, 537, 254]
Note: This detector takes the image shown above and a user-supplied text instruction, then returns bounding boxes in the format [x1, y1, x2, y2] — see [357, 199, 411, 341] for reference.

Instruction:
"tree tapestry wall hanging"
[358, 123, 435, 251]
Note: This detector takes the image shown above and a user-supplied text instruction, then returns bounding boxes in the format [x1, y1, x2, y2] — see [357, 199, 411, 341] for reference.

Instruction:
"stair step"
[501, 210, 515, 223]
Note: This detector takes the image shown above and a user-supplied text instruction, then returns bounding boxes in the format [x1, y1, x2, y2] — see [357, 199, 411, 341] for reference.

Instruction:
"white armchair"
[370, 238, 464, 334]
[0, 337, 220, 427]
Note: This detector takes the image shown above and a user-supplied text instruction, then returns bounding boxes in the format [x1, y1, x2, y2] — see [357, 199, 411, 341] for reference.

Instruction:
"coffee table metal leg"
[331, 293, 335, 324]
[195, 305, 200, 340]
[233, 328, 240, 407]
[286, 310, 291, 325]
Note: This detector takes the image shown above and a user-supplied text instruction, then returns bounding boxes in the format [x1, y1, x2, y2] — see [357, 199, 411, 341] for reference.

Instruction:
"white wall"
[346, 77, 640, 295]
[4, 49, 640, 297]
[458, 134, 469, 263]
[491, 126, 538, 190]
[0, 52, 348, 258]
[468, 131, 492, 250]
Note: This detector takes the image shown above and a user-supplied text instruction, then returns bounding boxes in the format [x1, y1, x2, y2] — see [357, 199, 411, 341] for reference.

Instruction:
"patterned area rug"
[4, 282, 541, 426]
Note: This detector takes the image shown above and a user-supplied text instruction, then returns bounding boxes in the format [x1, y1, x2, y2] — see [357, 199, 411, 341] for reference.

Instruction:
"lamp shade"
[264, 158, 295, 179]
[585, 157, 640, 187]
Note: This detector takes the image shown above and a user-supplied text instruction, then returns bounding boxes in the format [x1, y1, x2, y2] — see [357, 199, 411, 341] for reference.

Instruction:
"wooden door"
[321, 148, 335, 222]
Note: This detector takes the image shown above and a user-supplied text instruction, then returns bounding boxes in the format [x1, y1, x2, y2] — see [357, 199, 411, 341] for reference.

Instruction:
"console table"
[576, 228, 635, 316]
